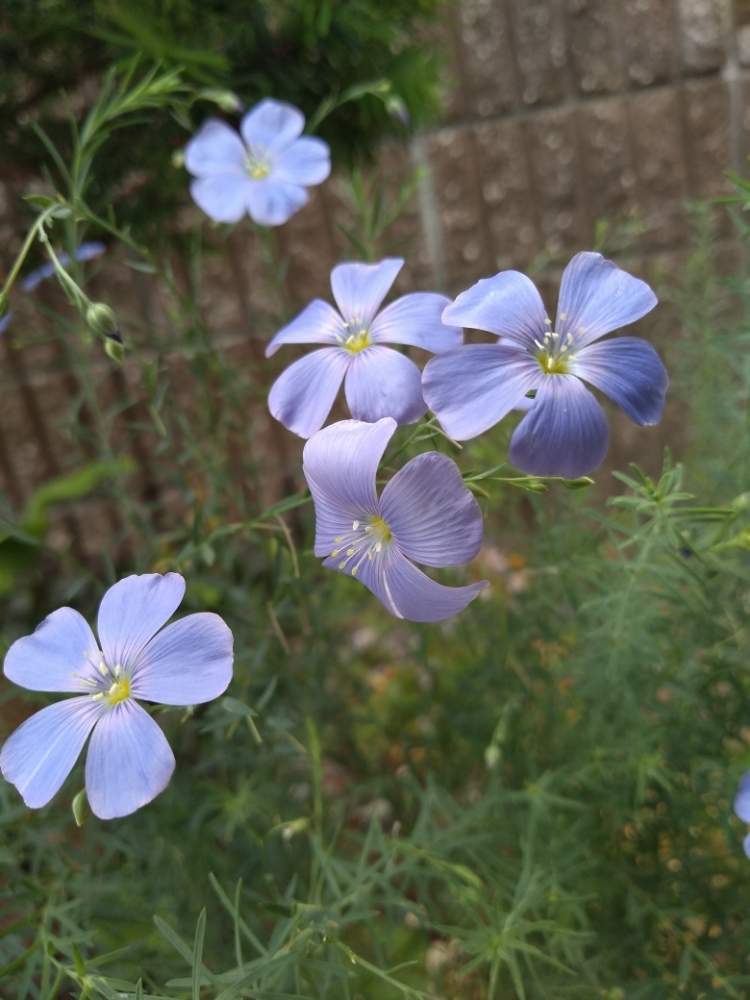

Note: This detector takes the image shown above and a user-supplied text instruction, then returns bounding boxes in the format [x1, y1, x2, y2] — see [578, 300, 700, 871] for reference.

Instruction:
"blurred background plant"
[2, 1, 750, 998]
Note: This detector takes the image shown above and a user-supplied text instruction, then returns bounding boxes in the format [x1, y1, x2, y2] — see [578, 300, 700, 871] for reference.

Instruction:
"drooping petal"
[97, 573, 186, 672]
[422, 344, 540, 440]
[265, 299, 346, 358]
[274, 137, 331, 186]
[131, 613, 233, 706]
[380, 453, 483, 567]
[441, 271, 548, 349]
[509, 374, 609, 478]
[370, 293, 461, 353]
[4, 608, 101, 693]
[185, 119, 247, 177]
[268, 348, 349, 438]
[556, 251, 657, 348]
[190, 175, 252, 223]
[85, 700, 175, 820]
[734, 772, 750, 822]
[0, 697, 102, 808]
[344, 346, 427, 425]
[303, 418, 396, 555]
[330, 258, 404, 328]
[0, 312, 11, 335]
[240, 99, 305, 156]
[326, 546, 487, 622]
[570, 336, 668, 426]
[246, 179, 308, 226]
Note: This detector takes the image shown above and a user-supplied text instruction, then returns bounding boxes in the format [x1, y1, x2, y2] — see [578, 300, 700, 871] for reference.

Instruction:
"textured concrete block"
[473, 118, 539, 269]
[621, 0, 680, 86]
[425, 126, 495, 284]
[678, 0, 727, 73]
[576, 98, 640, 235]
[565, 0, 623, 95]
[455, 0, 518, 117]
[628, 89, 689, 249]
[509, 0, 567, 106]
[526, 107, 583, 256]
[683, 79, 732, 198]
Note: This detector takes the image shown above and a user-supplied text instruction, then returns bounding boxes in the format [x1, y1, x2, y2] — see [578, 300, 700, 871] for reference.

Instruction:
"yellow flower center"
[104, 674, 132, 706]
[534, 326, 574, 375]
[369, 515, 392, 543]
[89, 660, 131, 707]
[330, 516, 393, 576]
[536, 350, 570, 375]
[343, 329, 371, 353]
[247, 159, 270, 180]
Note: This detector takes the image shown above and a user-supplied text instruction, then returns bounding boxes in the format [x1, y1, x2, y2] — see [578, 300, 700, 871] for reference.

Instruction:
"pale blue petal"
[274, 136, 331, 185]
[571, 336, 668, 426]
[0, 697, 102, 808]
[422, 344, 540, 440]
[370, 293, 461, 353]
[744, 833, 750, 859]
[74, 241, 106, 263]
[303, 418, 396, 555]
[330, 258, 404, 327]
[85, 700, 175, 820]
[380, 453, 483, 567]
[326, 546, 487, 622]
[4, 607, 101, 693]
[131, 613, 233, 705]
[246, 179, 308, 226]
[265, 299, 346, 358]
[190, 174, 252, 223]
[442, 271, 548, 349]
[509, 374, 609, 477]
[20, 262, 56, 292]
[556, 252, 657, 348]
[344, 346, 426, 425]
[0, 312, 11, 335]
[734, 772, 750, 822]
[268, 348, 349, 438]
[240, 99, 305, 156]
[97, 573, 185, 671]
[185, 118, 247, 177]
[20, 242, 106, 292]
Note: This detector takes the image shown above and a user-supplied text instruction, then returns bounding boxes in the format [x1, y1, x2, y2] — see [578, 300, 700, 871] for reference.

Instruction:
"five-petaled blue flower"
[734, 772, 750, 858]
[185, 98, 330, 226]
[303, 418, 487, 622]
[0, 573, 233, 820]
[423, 251, 668, 478]
[267, 258, 462, 438]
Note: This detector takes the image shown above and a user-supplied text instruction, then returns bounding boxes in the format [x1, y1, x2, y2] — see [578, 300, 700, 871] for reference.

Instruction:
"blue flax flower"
[734, 772, 750, 858]
[423, 252, 667, 478]
[267, 257, 462, 438]
[185, 98, 330, 226]
[0, 573, 233, 820]
[303, 418, 487, 622]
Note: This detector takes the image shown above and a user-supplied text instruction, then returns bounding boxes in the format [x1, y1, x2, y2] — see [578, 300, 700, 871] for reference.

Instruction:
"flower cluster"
[15, 92, 748, 872]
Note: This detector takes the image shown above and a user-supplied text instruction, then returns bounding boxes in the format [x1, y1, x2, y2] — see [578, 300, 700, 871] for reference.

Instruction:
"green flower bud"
[85, 302, 121, 342]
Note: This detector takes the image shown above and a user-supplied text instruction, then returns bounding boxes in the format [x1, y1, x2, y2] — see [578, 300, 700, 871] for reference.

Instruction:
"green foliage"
[1, 0, 444, 237]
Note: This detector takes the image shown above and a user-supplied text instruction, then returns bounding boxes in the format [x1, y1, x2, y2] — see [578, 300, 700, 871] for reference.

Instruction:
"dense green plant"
[0, 0, 443, 241]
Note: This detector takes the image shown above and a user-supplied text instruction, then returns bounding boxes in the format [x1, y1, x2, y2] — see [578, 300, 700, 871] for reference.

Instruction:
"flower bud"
[85, 302, 121, 342]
